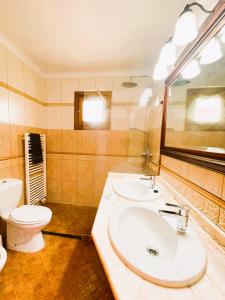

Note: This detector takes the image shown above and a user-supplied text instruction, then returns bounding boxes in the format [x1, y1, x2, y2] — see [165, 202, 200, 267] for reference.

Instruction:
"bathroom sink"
[112, 179, 159, 201]
[109, 206, 206, 287]
[0, 246, 7, 272]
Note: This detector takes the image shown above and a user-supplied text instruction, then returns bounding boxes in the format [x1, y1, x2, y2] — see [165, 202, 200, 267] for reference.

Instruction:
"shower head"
[121, 81, 138, 88]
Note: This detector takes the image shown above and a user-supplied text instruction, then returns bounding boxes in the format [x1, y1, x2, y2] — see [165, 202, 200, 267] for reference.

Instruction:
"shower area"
[44, 76, 160, 237]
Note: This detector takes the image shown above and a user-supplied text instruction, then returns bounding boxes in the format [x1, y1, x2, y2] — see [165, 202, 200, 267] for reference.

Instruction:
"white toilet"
[0, 178, 52, 253]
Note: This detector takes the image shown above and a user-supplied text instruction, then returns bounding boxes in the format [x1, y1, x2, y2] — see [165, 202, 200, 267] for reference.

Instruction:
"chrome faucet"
[158, 203, 190, 234]
[140, 175, 156, 189]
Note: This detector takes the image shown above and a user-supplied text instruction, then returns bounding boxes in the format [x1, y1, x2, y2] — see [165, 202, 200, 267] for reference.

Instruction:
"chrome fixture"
[140, 175, 156, 189]
[121, 77, 138, 88]
[159, 203, 190, 234]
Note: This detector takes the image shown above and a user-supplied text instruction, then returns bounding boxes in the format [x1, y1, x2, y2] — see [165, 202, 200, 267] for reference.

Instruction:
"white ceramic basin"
[0, 246, 7, 272]
[112, 179, 160, 201]
[109, 206, 207, 287]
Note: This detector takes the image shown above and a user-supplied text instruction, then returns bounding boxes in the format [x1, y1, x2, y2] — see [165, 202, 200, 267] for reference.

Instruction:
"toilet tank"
[0, 179, 23, 217]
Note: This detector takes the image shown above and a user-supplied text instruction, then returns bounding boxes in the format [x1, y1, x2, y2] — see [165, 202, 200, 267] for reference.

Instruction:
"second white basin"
[112, 179, 160, 201]
[109, 205, 207, 287]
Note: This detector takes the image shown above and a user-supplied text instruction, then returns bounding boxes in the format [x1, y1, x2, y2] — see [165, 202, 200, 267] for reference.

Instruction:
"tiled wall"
[45, 77, 151, 206]
[0, 40, 150, 208]
[0, 42, 46, 206]
[160, 155, 225, 232]
[165, 130, 225, 149]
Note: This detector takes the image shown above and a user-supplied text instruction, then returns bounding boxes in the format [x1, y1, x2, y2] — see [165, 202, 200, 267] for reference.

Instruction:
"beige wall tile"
[8, 92, 25, 125]
[46, 129, 62, 153]
[203, 169, 224, 198]
[0, 160, 11, 180]
[62, 157, 77, 181]
[108, 131, 128, 156]
[0, 43, 7, 84]
[61, 106, 74, 129]
[62, 180, 76, 204]
[130, 106, 147, 131]
[0, 124, 11, 158]
[47, 180, 62, 202]
[24, 65, 36, 98]
[46, 79, 61, 102]
[25, 100, 38, 128]
[62, 130, 77, 153]
[46, 106, 62, 129]
[128, 130, 146, 156]
[10, 125, 25, 157]
[47, 158, 62, 181]
[96, 77, 113, 91]
[111, 107, 130, 130]
[7, 50, 24, 92]
[10, 157, 24, 180]
[78, 130, 109, 155]
[35, 75, 46, 102]
[78, 78, 95, 91]
[62, 79, 76, 103]
[0, 87, 9, 124]
[112, 88, 130, 103]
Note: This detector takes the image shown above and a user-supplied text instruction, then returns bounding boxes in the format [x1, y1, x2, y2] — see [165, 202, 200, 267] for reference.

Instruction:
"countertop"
[92, 173, 225, 300]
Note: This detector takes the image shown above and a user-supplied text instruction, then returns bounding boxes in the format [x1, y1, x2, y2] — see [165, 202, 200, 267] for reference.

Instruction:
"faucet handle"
[165, 202, 181, 208]
[165, 203, 190, 216]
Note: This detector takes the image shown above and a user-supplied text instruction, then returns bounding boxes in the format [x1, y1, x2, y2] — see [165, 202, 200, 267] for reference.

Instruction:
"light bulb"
[159, 41, 176, 66]
[173, 9, 198, 46]
[153, 62, 168, 80]
[199, 38, 223, 64]
[181, 59, 200, 79]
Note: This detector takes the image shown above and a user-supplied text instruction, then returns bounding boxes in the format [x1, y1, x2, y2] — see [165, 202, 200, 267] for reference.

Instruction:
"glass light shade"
[199, 38, 223, 64]
[221, 31, 225, 43]
[181, 59, 200, 79]
[173, 10, 198, 46]
[153, 62, 168, 80]
[220, 26, 225, 43]
[159, 41, 176, 66]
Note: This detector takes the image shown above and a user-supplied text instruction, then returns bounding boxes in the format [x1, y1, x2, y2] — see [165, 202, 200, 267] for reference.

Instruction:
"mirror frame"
[161, 1, 225, 174]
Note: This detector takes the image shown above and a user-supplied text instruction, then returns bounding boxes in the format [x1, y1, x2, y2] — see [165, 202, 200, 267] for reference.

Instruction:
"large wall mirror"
[162, 2, 225, 173]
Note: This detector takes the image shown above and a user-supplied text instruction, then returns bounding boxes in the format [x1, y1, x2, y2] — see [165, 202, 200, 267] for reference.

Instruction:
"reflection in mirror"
[165, 25, 225, 154]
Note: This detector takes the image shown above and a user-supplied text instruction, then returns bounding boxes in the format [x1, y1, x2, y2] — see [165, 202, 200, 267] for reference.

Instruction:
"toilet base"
[7, 223, 45, 253]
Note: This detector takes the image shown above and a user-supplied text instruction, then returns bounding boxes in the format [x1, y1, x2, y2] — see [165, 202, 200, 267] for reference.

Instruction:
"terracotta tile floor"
[45, 202, 97, 235]
[0, 203, 114, 300]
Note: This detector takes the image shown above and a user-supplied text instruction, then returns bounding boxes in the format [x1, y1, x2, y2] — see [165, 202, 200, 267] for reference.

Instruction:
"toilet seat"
[10, 205, 52, 224]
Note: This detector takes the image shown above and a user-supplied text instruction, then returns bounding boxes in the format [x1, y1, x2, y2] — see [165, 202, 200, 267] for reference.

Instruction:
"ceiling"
[0, 0, 218, 77]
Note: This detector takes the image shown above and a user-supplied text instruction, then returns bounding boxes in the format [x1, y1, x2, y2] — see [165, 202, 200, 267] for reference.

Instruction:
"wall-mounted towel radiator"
[24, 133, 47, 205]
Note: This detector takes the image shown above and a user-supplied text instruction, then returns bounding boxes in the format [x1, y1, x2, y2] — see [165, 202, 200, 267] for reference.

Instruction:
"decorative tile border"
[0, 81, 45, 106]
[159, 166, 225, 249]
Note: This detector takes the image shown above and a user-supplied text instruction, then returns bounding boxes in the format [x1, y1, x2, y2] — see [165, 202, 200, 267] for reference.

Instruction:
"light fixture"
[199, 37, 223, 64]
[173, 3, 214, 46]
[219, 25, 225, 43]
[153, 62, 169, 80]
[159, 37, 176, 66]
[181, 59, 200, 79]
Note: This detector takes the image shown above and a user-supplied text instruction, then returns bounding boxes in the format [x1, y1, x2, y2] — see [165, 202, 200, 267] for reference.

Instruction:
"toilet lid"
[10, 205, 52, 223]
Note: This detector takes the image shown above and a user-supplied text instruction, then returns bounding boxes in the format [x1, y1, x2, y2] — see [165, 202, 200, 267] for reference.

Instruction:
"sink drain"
[146, 247, 159, 256]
